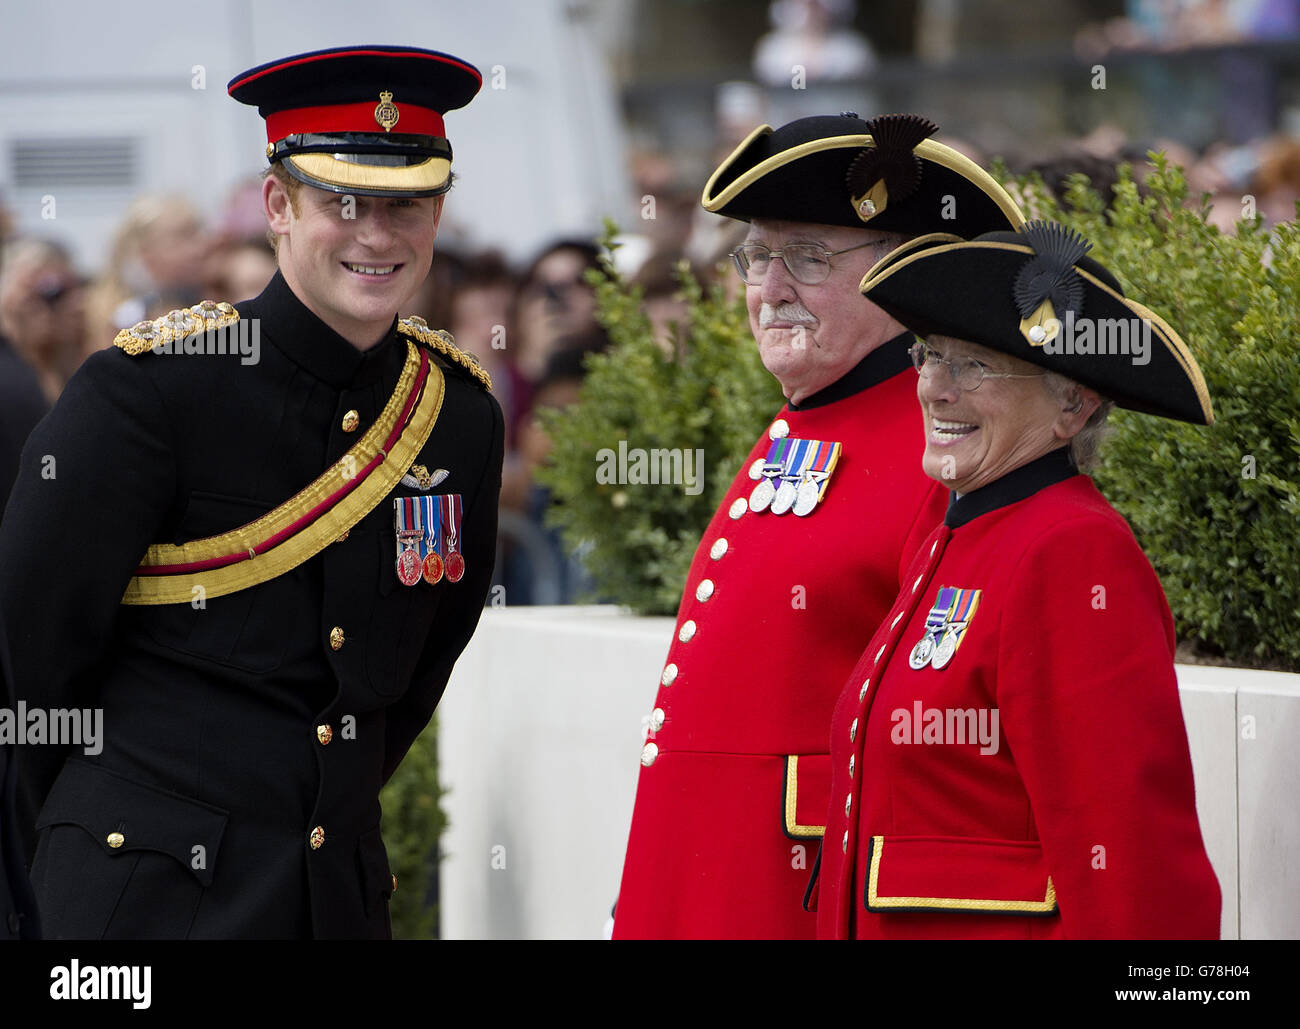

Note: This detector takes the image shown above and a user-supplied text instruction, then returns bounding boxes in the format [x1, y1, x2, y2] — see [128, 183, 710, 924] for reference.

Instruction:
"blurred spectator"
[753, 0, 875, 83]
[406, 248, 466, 338]
[631, 252, 697, 354]
[0, 243, 51, 514]
[513, 240, 603, 382]
[1252, 135, 1300, 224]
[205, 238, 277, 305]
[448, 250, 518, 433]
[501, 345, 599, 605]
[753, 0, 877, 122]
[0, 238, 85, 405]
[84, 194, 211, 356]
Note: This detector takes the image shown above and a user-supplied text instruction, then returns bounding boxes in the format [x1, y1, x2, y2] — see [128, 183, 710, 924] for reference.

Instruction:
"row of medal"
[908, 586, 982, 670]
[747, 437, 843, 517]
[393, 494, 466, 586]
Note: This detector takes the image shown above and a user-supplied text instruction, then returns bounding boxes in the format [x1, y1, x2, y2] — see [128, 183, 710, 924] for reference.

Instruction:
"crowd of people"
[1, 109, 1297, 603]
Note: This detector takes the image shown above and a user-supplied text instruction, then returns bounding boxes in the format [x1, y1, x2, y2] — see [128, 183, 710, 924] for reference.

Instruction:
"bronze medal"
[396, 547, 423, 586]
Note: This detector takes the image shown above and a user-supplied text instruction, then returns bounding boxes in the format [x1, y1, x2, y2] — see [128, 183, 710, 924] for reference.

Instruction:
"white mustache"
[759, 302, 818, 328]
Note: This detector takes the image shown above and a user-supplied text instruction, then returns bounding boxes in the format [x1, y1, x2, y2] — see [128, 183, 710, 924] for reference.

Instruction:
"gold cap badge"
[374, 90, 399, 132]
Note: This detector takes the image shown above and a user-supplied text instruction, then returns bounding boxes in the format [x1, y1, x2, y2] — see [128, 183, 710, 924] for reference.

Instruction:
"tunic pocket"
[863, 834, 1057, 916]
[32, 759, 228, 939]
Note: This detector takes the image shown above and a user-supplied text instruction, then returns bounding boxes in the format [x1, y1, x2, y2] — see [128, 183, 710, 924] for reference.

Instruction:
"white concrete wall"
[437, 606, 1300, 940]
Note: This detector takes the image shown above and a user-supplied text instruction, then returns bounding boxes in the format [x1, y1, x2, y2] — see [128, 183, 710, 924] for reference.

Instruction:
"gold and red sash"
[121, 341, 444, 605]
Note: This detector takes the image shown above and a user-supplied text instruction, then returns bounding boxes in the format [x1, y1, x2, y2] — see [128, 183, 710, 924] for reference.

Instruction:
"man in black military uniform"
[0, 45, 503, 939]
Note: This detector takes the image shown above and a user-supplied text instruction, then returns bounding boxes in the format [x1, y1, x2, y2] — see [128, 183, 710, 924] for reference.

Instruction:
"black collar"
[243, 270, 400, 389]
[945, 446, 1079, 529]
[788, 331, 914, 411]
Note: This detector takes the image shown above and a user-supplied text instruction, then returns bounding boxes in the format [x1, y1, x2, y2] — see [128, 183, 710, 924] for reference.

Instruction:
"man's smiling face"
[743, 218, 907, 404]
[265, 175, 443, 348]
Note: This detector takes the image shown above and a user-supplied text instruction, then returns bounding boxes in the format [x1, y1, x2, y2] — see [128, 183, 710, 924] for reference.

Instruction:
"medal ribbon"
[421, 495, 442, 557]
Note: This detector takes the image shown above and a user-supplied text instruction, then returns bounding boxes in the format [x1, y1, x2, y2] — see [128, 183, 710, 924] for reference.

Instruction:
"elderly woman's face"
[917, 336, 1086, 494]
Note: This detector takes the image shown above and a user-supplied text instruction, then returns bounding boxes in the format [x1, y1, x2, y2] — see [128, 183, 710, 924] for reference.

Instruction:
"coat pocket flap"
[865, 835, 1057, 915]
[782, 754, 830, 839]
[35, 760, 228, 886]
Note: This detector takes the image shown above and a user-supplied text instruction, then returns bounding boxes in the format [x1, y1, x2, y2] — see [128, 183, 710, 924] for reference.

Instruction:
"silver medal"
[931, 631, 958, 669]
[771, 478, 798, 515]
[909, 635, 935, 670]
[793, 477, 821, 517]
[749, 478, 777, 512]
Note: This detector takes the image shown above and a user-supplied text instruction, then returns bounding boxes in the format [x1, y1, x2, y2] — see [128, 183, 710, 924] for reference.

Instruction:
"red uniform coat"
[814, 449, 1221, 939]
[613, 343, 947, 939]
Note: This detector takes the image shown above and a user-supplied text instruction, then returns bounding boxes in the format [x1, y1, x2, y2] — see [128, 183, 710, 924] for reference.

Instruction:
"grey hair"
[1041, 371, 1114, 470]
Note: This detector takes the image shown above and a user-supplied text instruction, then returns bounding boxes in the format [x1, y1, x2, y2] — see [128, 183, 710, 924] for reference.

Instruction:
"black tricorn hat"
[858, 222, 1214, 425]
[228, 45, 481, 197]
[702, 113, 1024, 237]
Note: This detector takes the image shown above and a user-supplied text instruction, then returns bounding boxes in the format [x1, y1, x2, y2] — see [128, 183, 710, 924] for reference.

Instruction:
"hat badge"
[845, 114, 937, 224]
[1013, 221, 1091, 347]
[374, 90, 400, 132]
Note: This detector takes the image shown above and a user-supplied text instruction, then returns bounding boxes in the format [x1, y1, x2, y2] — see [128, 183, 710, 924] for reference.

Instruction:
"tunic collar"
[250, 270, 400, 389]
[788, 331, 914, 411]
[944, 446, 1079, 529]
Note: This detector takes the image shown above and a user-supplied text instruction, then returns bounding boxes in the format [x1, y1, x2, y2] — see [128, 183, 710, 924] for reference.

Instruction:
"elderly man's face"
[916, 336, 1098, 494]
[744, 219, 906, 404]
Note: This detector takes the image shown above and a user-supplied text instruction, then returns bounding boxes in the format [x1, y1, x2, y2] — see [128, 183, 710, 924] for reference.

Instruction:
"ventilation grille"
[10, 137, 139, 188]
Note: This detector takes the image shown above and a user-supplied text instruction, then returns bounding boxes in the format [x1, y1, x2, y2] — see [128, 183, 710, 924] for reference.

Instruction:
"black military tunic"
[0, 270, 503, 938]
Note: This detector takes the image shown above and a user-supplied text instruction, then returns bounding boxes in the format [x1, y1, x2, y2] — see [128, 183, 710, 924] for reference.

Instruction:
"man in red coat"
[612, 114, 1025, 938]
[814, 223, 1220, 938]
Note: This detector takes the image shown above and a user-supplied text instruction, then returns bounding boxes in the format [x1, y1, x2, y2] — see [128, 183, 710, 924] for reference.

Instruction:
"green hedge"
[379, 716, 445, 939]
[537, 229, 783, 615]
[538, 176, 1300, 671]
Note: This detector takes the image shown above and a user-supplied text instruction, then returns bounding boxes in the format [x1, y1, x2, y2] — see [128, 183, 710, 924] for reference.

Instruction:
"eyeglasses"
[909, 341, 1045, 392]
[729, 239, 888, 285]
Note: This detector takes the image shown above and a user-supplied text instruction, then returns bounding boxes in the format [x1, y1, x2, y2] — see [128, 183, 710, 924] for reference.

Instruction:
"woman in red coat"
[813, 222, 1222, 939]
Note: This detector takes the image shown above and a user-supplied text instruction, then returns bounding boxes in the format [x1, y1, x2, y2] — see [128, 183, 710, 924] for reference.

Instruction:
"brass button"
[336, 529, 350, 544]
[891, 610, 905, 629]
[106, 832, 124, 849]
[640, 742, 659, 767]
[769, 418, 790, 440]
[341, 410, 360, 433]
[728, 499, 747, 520]
[859, 678, 870, 703]
[678, 619, 697, 643]
[695, 579, 714, 602]
[660, 663, 678, 686]
[841, 830, 848, 853]
[649, 707, 665, 732]
[849, 718, 858, 743]
[309, 826, 325, 850]
[849, 755, 855, 778]
[316, 724, 333, 746]
[875, 645, 885, 664]
[845, 794, 852, 817]
[329, 626, 345, 650]
[391, 874, 397, 894]
[710, 537, 728, 560]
